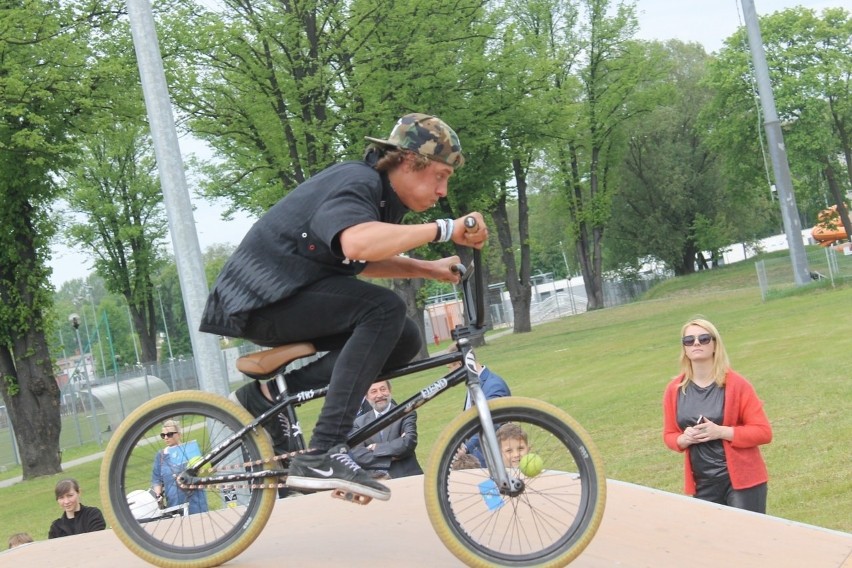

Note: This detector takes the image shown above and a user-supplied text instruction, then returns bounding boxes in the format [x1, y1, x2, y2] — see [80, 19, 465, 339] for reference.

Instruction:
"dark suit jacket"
[349, 404, 423, 478]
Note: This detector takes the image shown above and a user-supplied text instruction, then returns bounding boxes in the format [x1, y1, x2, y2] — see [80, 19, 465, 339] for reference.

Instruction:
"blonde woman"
[662, 318, 772, 513]
[151, 420, 208, 514]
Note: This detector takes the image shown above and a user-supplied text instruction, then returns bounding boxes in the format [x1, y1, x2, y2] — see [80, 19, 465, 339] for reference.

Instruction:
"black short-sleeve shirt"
[676, 381, 728, 483]
[200, 160, 408, 337]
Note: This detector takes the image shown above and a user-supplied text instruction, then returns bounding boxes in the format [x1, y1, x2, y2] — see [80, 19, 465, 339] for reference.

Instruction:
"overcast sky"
[47, 0, 845, 287]
[634, 0, 841, 52]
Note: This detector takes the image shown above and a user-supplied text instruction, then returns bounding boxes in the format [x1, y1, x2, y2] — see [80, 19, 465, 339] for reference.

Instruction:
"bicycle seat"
[236, 343, 317, 379]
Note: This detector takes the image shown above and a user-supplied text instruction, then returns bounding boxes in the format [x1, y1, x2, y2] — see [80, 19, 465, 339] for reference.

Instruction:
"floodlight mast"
[125, 0, 229, 395]
[740, 0, 810, 286]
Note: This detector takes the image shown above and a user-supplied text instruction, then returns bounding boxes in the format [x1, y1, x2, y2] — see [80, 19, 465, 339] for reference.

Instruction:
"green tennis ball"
[519, 453, 543, 477]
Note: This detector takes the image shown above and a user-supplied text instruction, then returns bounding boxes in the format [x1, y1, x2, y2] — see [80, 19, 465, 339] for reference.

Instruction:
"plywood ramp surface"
[2, 478, 849, 568]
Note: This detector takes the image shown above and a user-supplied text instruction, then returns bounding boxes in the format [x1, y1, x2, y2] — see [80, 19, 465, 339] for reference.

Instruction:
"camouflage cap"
[365, 113, 465, 168]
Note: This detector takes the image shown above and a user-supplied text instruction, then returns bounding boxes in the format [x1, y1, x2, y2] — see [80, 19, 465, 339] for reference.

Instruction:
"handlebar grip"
[451, 263, 466, 275]
[464, 216, 477, 232]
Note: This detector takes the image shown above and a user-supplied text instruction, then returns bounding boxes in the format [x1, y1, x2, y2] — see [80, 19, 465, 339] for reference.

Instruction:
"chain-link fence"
[0, 357, 205, 472]
[0, 343, 324, 472]
[756, 246, 852, 300]
[487, 273, 667, 328]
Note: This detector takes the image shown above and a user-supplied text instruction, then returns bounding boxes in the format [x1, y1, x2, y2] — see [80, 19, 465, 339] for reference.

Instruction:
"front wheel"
[424, 397, 606, 567]
[100, 390, 277, 568]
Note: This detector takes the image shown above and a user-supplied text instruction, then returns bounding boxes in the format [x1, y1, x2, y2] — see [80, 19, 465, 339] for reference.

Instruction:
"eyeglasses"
[682, 333, 713, 347]
[160, 431, 179, 439]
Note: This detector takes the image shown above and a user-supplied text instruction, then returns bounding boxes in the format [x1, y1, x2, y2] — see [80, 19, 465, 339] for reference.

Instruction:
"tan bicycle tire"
[424, 397, 606, 567]
[100, 390, 277, 568]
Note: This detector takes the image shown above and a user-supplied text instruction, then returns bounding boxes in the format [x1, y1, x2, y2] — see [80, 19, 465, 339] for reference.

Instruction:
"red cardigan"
[663, 370, 772, 494]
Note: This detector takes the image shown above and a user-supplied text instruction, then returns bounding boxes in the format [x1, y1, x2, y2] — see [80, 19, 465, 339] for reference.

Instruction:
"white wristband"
[438, 218, 453, 242]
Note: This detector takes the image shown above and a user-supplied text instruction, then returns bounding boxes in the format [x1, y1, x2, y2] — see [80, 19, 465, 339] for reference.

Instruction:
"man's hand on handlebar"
[451, 212, 488, 249]
[433, 255, 463, 284]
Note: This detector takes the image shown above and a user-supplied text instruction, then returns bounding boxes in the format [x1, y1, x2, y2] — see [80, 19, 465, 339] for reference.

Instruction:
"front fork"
[461, 344, 525, 497]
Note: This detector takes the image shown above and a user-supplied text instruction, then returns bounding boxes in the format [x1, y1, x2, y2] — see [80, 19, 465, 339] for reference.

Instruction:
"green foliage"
[167, 0, 508, 220]
[603, 39, 774, 276]
[534, 1, 665, 307]
[0, 3, 80, 345]
[50, 11, 172, 365]
[0, 0, 126, 479]
[703, 7, 852, 226]
[2, 375, 20, 396]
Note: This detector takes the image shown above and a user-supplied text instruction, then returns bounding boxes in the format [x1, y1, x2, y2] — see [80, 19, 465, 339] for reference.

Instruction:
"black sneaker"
[287, 446, 391, 501]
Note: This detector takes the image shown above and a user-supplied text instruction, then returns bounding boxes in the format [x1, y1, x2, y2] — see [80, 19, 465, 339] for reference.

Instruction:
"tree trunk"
[492, 178, 532, 334]
[562, 144, 606, 310]
[0, 331, 62, 479]
[128, 295, 158, 364]
[391, 277, 429, 360]
[0, 211, 63, 479]
[677, 245, 698, 276]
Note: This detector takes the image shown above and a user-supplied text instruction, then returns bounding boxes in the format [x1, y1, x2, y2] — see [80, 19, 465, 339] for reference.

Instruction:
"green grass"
[3, 254, 850, 542]
[0, 411, 114, 475]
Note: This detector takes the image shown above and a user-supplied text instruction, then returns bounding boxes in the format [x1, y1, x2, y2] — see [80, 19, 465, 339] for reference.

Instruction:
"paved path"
[0, 452, 105, 489]
[3, 477, 850, 567]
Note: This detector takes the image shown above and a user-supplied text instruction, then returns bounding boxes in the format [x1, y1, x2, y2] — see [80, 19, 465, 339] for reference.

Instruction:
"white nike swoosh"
[308, 467, 334, 477]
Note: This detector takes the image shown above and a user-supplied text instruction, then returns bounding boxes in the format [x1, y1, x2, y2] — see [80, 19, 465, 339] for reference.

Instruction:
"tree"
[485, 0, 577, 333]
[167, 0, 354, 214]
[608, 41, 737, 275]
[0, 1, 112, 478]
[168, 0, 505, 342]
[56, 11, 176, 366]
[703, 8, 852, 238]
[62, 123, 169, 365]
[764, 7, 852, 239]
[545, 0, 662, 309]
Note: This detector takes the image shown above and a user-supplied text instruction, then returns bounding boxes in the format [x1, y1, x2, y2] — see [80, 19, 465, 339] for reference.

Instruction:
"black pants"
[694, 476, 768, 514]
[241, 276, 422, 450]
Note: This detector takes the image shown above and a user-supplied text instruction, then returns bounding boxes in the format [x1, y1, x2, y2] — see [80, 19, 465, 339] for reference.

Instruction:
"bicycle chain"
[176, 449, 311, 492]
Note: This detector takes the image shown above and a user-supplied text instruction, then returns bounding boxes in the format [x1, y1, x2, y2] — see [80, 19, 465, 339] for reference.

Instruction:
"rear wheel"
[101, 391, 277, 568]
[424, 397, 606, 567]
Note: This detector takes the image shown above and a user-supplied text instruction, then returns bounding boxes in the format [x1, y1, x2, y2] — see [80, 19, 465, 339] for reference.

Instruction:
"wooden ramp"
[3, 478, 850, 568]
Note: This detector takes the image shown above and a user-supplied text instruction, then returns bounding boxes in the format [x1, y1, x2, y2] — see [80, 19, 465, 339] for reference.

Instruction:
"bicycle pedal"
[331, 489, 372, 505]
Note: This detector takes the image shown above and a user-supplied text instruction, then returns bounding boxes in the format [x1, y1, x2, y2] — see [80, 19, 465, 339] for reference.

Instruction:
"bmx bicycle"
[100, 240, 606, 568]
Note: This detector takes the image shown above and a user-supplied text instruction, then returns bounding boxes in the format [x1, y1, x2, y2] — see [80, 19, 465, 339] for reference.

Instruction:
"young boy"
[496, 423, 529, 468]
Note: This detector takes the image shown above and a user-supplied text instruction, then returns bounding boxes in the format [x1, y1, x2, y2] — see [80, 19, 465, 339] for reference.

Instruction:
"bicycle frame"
[180, 248, 522, 496]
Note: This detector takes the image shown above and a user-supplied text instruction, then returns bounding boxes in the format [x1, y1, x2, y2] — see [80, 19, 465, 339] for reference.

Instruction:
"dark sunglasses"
[682, 333, 714, 347]
[160, 431, 179, 439]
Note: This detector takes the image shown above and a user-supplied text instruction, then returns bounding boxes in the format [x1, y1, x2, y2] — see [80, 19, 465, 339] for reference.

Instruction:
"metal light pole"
[560, 241, 577, 314]
[740, 0, 810, 286]
[102, 312, 125, 417]
[85, 286, 109, 381]
[78, 308, 94, 381]
[69, 314, 103, 445]
[125, 300, 141, 366]
[156, 286, 174, 360]
[58, 327, 68, 361]
[126, 0, 229, 396]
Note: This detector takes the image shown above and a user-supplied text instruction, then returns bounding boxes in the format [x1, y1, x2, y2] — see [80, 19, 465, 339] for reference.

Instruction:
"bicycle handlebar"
[470, 248, 485, 329]
[459, 216, 485, 331]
